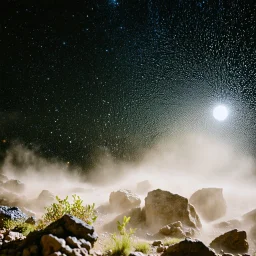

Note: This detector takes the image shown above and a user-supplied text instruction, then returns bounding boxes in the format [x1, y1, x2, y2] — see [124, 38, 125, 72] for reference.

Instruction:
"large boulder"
[162, 238, 217, 256]
[109, 189, 141, 212]
[0, 206, 27, 228]
[145, 189, 201, 231]
[209, 229, 249, 254]
[30, 189, 55, 211]
[1, 214, 98, 255]
[3, 179, 25, 193]
[189, 188, 226, 222]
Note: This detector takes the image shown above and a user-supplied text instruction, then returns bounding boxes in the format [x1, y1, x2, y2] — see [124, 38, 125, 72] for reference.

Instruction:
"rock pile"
[0, 214, 98, 256]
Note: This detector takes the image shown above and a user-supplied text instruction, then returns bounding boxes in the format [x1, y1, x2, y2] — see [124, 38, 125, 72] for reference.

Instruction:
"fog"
[1, 132, 256, 250]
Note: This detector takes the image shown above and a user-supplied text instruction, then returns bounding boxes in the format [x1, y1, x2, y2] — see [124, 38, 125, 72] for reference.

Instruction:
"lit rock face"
[0, 206, 27, 228]
[209, 229, 249, 254]
[162, 238, 217, 256]
[189, 188, 227, 222]
[109, 189, 141, 213]
[145, 189, 201, 231]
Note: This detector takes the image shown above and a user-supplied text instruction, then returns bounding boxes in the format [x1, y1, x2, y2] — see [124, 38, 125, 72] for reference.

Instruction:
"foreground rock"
[0, 206, 27, 228]
[109, 189, 141, 212]
[162, 238, 217, 256]
[145, 189, 201, 231]
[189, 188, 226, 222]
[209, 229, 249, 254]
[1, 214, 98, 255]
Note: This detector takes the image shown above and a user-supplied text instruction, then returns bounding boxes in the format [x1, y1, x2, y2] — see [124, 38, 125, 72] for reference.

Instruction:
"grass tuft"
[133, 240, 150, 253]
[163, 237, 182, 246]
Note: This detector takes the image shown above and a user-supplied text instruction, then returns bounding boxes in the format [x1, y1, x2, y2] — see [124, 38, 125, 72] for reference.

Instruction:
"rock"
[41, 234, 66, 256]
[109, 189, 141, 212]
[0, 206, 27, 228]
[25, 216, 36, 225]
[157, 245, 165, 253]
[103, 207, 146, 233]
[222, 254, 234, 256]
[1, 214, 97, 255]
[4, 231, 25, 242]
[136, 180, 152, 194]
[162, 238, 217, 256]
[209, 229, 249, 254]
[242, 208, 256, 225]
[3, 179, 25, 193]
[47, 214, 98, 246]
[36, 190, 55, 209]
[189, 188, 226, 222]
[129, 252, 145, 256]
[214, 220, 241, 230]
[159, 221, 194, 238]
[145, 189, 201, 231]
[152, 240, 162, 246]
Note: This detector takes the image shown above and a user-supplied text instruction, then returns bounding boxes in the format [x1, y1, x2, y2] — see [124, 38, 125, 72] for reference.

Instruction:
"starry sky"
[1, 0, 256, 168]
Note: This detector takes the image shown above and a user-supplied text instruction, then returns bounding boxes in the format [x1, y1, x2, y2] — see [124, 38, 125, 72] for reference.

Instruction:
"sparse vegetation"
[163, 237, 182, 246]
[3, 219, 35, 236]
[105, 216, 136, 256]
[37, 194, 97, 229]
[133, 240, 150, 253]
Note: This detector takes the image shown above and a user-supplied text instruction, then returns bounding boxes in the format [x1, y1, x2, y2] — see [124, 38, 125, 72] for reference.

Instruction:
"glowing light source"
[213, 105, 229, 121]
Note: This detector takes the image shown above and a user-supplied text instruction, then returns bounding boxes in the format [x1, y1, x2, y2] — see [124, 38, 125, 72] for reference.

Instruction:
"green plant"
[2, 219, 35, 236]
[133, 240, 150, 253]
[105, 216, 136, 256]
[37, 194, 97, 229]
[163, 237, 182, 246]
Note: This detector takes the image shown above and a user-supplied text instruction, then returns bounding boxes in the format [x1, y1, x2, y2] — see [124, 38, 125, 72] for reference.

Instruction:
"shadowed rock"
[162, 238, 217, 256]
[189, 188, 226, 222]
[209, 229, 249, 254]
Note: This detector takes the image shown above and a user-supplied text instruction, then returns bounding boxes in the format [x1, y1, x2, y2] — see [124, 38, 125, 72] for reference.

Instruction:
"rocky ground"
[0, 174, 256, 256]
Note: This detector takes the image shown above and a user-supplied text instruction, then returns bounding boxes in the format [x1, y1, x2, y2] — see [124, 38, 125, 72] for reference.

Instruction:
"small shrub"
[105, 216, 136, 256]
[133, 240, 150, 253]
[163, 237, 182, 246]
[37, 194, 97, 229]
[2, 219, 35, 236]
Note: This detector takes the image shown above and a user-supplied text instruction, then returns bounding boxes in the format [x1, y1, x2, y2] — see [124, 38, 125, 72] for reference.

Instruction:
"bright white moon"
[213, 105, 229, 121]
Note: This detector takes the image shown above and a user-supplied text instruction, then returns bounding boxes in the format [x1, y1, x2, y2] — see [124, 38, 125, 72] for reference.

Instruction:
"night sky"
[1, 0, 256, 168]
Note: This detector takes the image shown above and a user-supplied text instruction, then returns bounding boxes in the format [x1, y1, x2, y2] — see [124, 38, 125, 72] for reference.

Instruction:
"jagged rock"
[103, 207, 145, 233]
[209, 229, 249, 254]
[3, 179, 25, 193]
[158, 221, 195, 238]
[0, 206, 27, 228]
[136, 180, 152, 194]
[162, 238, 217, 256]
[145, 189, 201, 231]
[189, 188, 227, 222]
[109, 189, 141, 212]
[214, 219, 241, 230]
[242, 208, 256, 225]
[25, 216, 36, 225]
[1, 214, 97, 255]
[41, 234, 66, 256]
